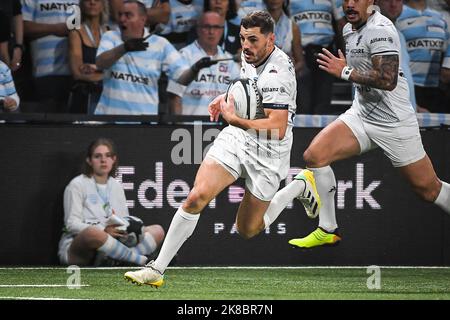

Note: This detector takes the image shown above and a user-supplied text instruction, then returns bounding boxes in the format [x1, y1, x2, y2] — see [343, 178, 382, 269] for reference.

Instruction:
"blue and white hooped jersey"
[290, 0, 344, 47]
[21, 0, 79, 77]
[95, 29, 189, 115]
[0, 61, 19, 107]
[167, 41, 240, 115]
[396, 5, 450, 87]
[240, 47, 297, 131]
[159, 0, 201, 36]
[273, 12, 293, 56]
[237, 0, 264, 21]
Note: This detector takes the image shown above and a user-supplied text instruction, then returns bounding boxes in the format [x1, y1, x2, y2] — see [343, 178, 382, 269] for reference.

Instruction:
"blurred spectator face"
[209, 0, 229, 17]
[343, 0, 375, 26]
[376, 0, 403, 22]
[81, 0, 104, 18]
[240, 25, 275, 65]
[119, 2, 147, 40]
[264, 0, 284, 11]
[197, 12, 225, 49]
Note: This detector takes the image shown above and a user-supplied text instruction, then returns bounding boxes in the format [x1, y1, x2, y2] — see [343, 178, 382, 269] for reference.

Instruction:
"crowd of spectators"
[0, 0, 449, 116]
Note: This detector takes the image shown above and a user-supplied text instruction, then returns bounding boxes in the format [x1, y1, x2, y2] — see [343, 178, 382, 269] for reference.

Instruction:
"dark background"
[0, 124, 448, 266]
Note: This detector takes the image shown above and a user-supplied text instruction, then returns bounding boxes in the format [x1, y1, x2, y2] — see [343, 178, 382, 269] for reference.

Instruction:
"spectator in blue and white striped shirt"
[167, 11, 240, 115]
[22, 0, 79, 113]
[95, 0, 189, 114]
[397, 0, 450, 113]
[0, 60, 20, 112]
[159, 0, 202, 50]
[290, 0, 346, 115]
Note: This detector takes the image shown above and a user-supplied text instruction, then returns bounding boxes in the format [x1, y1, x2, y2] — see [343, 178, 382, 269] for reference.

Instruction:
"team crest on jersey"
[269, 68, 278, 73]
[219, 63, 228, 73]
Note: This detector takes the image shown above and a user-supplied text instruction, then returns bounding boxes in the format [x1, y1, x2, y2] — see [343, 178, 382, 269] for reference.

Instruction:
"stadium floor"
[0, 266, 449, 300]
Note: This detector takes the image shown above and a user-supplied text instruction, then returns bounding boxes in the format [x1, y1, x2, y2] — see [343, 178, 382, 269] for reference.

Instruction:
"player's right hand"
[105, 224, 127, 238]
[124, 37, 149, 52]
[208, 93, 225, 122]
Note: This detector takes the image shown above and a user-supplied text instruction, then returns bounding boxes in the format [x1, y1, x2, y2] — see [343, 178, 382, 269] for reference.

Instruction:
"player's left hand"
[220, 93, 237, 124]
[317, 48, 347, 78]
[208, 93, 225, 122]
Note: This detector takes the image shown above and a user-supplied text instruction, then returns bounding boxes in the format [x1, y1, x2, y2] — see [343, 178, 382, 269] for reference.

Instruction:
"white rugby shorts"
[206, 125, 293, 201]
[338, 108, 426, 167]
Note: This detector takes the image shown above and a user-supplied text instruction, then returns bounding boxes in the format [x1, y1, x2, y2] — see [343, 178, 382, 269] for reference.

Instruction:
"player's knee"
[303, 147, 323, 167]
[184, 189, 209, 212]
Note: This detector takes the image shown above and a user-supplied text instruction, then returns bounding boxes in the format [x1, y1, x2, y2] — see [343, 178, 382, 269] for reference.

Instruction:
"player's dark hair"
[123, 0, 147, 16]
[241, 10, 275, 35]
[82, 138, 118, 178]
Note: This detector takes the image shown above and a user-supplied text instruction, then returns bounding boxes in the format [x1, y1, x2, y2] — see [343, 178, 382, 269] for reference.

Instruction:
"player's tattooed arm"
[350, 54, 399, 91]
[317, 49, 399, 90]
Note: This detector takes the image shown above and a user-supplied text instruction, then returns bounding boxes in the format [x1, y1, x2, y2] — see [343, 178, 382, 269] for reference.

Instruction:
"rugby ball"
[225, 78, 262, 120]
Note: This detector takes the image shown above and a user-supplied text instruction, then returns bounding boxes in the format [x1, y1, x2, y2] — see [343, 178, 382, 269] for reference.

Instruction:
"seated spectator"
[376, 0, 418, 111]
[264, 0, 304, 75]
[159, 0, 201, 50]
[397, 0, 450, 113]
[290, 0, 346, 115]
[22, 0, 77, 113]
[58, 137, 165, 266]
[203, 0, 241, 55]
[0, 60, 20, 112]
[68, 0, 110, 114]
[95, 0, 189, 114]
[167, 11, 240, 115]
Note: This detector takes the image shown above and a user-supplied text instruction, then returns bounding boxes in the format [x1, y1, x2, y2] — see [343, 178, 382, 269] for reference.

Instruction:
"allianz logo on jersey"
[293, 11, 332, 23]
[40, 2, 78, 12]
[370, 37, 393, 44]
[407, 38, 444, 50]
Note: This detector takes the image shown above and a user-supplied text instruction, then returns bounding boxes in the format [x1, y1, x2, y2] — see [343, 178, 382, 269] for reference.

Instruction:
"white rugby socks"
[263, 179, 306, 228]
[98, 235, 147, 265]
[309, 166, 338, 233]
[153, 207, 200, 273]
[434, 181, 450, 214]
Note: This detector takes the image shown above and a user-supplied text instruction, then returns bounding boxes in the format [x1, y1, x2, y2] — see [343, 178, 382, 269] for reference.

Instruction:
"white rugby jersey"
[22, 0, 79, 77]
[167, 41, 240, 115]
[95, 29, 189, 115]
[240, 46, 297, 133]
[343, 11, 415, 125]
[62, 175, 129, 236]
